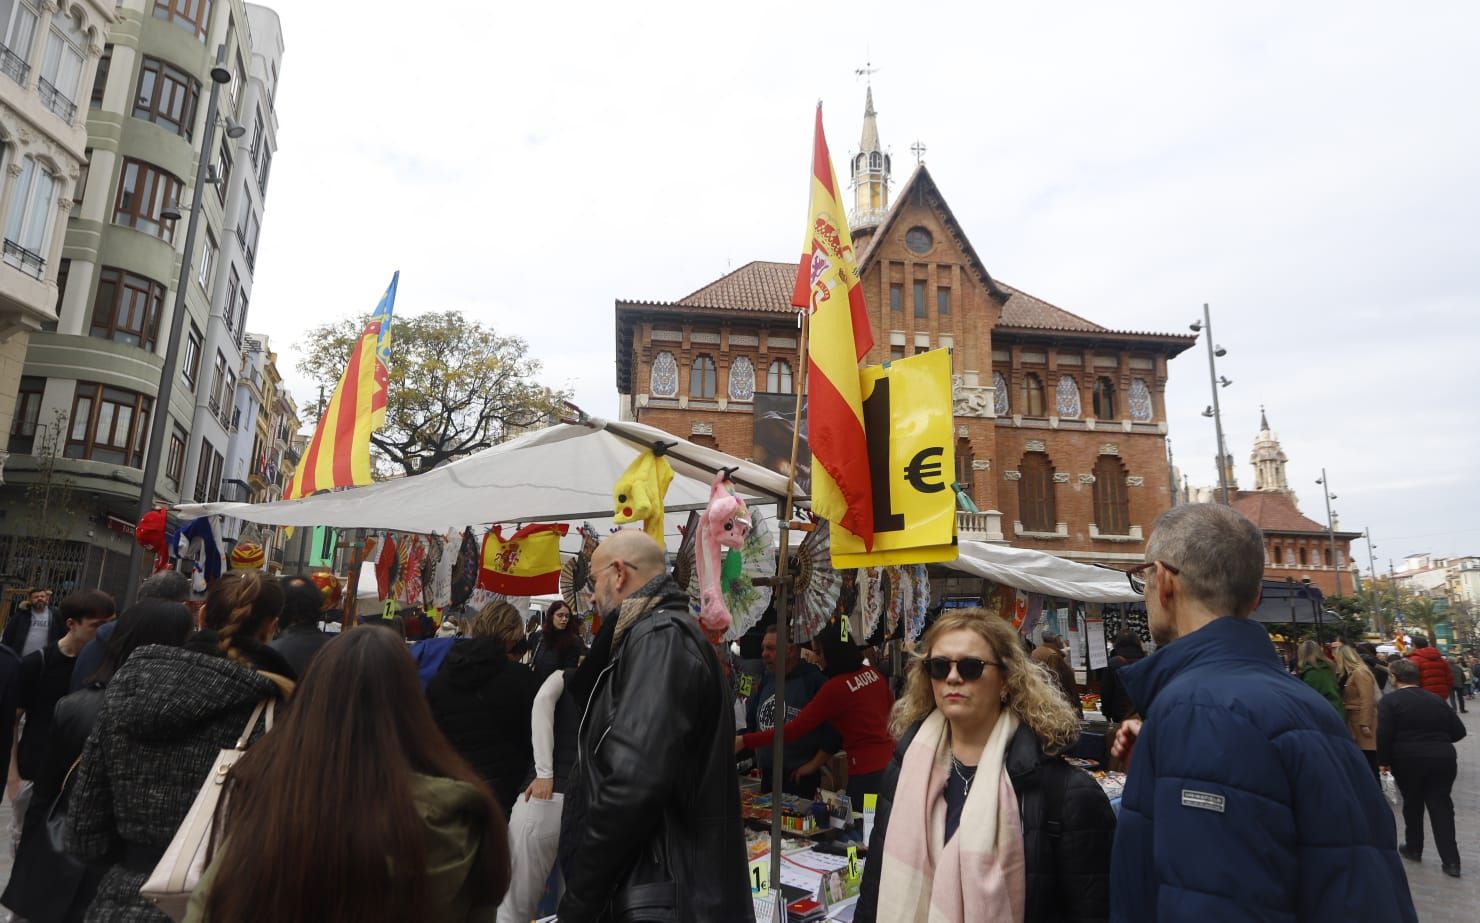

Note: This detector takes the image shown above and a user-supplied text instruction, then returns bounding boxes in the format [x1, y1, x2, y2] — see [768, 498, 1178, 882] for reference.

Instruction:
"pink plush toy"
[696, 472, 751, 637]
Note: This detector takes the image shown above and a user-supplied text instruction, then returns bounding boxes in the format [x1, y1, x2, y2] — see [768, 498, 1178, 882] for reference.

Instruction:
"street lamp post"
[1189, 304, 1232, 504]
[1315, 469, 1343, 597]
[122, 45, 234, 606]
[1365, 528, 1381, 633]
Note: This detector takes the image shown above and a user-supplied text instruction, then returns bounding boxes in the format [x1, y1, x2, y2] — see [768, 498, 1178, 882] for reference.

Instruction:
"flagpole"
[770, 308, 810, 895]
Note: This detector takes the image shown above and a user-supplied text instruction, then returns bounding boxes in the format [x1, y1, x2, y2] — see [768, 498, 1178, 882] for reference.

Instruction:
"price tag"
[839, 612, 851, 642]
[846, 845, 860, 882]
[738, 673, 754, 698]
[749, 855, 770, 896]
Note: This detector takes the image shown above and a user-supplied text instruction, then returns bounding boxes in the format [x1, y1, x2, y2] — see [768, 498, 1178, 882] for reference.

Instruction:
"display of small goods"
[742, 789, 821, 834]
[1080, 692, 1102, 714]
[744, 829, 814, 860]
[1093, 769, 1126, 799]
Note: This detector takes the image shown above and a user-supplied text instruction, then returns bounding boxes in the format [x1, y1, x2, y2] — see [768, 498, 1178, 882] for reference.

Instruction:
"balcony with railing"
[957, 509, 1006, 544]
[37, 78, 76, 122]
[0, 44, 27, 85]
[3, 239, 46, 279]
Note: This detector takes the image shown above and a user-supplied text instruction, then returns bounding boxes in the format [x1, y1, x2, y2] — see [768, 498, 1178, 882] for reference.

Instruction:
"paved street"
[0, 705, 1476, 918]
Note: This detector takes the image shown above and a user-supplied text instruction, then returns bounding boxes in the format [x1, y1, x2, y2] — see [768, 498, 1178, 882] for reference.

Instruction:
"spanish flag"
[792, 105, 874, 549]
[478, 523, 570, 595]
[284, 273, 399, 499]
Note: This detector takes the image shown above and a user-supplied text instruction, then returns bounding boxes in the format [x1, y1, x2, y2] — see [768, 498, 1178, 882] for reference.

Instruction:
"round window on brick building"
[905, 226, 933, 254]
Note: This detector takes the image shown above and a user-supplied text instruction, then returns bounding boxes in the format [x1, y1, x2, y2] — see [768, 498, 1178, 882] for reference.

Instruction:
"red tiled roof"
[1231, 491, 1330, 534]
[995, 282, 1107, 333]
[674, 260, 797, 312]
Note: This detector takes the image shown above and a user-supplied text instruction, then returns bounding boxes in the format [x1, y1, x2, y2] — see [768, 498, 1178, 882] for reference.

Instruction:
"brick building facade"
[613, 92, 1197, 566]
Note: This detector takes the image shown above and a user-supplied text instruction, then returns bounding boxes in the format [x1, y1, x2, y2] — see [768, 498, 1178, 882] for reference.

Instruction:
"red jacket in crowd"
[1407, 645, 1453, 700]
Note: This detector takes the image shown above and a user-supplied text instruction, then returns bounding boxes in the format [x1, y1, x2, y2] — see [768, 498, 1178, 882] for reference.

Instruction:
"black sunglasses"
[923, 656, 1003, 682]
[1127, 560, 1180, 595]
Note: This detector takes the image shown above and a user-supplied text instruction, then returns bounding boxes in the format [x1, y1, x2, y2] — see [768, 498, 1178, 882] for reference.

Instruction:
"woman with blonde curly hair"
[855, 609, 1115, 923]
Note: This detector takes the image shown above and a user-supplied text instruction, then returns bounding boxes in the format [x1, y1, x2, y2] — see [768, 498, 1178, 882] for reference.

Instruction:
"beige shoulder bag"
[140, 698, 275, 920]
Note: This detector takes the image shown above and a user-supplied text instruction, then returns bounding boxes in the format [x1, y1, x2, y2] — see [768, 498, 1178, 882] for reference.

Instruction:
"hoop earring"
[1000, 692, 1009, 704]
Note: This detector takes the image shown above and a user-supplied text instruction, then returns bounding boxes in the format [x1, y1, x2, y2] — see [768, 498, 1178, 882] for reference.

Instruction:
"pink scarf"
[875, 709, 1026, 923]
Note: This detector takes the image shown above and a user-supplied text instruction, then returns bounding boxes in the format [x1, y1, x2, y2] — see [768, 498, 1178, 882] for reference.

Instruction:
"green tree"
[298, 311, 568, 477]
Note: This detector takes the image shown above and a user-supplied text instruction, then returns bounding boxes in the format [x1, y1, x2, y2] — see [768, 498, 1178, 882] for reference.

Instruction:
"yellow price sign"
[846, 845, 861, 882]
[749, 855, 770, 896]
[831, 349, 958, 568]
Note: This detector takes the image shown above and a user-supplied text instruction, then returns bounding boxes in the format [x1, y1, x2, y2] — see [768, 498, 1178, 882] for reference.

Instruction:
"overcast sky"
[245, 1, 1479, 573]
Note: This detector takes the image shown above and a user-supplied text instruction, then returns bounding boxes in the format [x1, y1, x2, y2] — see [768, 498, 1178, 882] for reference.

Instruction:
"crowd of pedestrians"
[0, 503, 1471, 921]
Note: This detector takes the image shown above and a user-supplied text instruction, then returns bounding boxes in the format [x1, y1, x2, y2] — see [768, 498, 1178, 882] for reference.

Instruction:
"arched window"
[767, 359, 793, 394]
[691, 355, 716, 399]
[1272, 544, 1282, 566]
[1022, 373, 1045, 416]
[993, 371, 1009, 416]
[649, 351, 678, 397]
[870, 152, 882, 170]
[1018, 453, 1056, 533]
[1092, 456, 1129, 535]
[1128, 378, 1153, 422]
[1298, 547, 1308, 567]
[1093, 377, 1117, 420]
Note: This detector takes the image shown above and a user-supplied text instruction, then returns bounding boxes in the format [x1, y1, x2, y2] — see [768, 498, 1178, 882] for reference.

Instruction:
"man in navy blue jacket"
[1110, 503, 1416, 921]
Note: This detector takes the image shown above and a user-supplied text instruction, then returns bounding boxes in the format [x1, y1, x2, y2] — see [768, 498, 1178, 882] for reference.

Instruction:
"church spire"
[849, 82, 890, 233]
[1250, 407, 1289, 493]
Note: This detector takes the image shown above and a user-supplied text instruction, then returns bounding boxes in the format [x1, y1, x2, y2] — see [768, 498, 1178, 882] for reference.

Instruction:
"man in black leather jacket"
[558, 530, 750, 922]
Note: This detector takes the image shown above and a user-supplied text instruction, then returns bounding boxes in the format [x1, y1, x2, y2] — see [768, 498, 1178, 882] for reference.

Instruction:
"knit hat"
[229, 541, 265, 571]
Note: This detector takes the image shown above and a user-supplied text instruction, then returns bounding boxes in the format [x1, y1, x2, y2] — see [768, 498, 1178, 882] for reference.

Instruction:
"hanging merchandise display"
[136, 508, 171, 573]
[694, 473, 754, 638]
[429, 529, 455, 609]
[374, 533, 399, 601]
[905, 564, 930, 643]
[670, 511, 701, 595]
[478, 523, 569, 596]
[610, 448, 674, 544]
[390, 534, 412, 602]
[830, 349, 959, 569]
[401, 535, 427, 604]
[560, 523, 602, 617]
[450, 527, 479, 608]
[858, 566, 887, 640]
[177, 517, 223, 587]
[687, 508, 775, 642]
[791, 521, 843, 644]
[886, 567, 912, 639]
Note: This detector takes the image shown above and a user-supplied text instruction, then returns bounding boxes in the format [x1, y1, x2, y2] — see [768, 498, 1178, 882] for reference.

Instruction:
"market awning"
[1247, 580, 1330, 625]
[174, 416, 798, 536]
[942, 541, 1144, 604]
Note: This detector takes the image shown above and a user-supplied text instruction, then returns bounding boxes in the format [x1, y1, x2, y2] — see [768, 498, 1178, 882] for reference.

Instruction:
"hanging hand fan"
[859, 567, 887, 640]
[791, 520, 842, 644]
[669, 511, 701, 592]
[906, 563, 930, 642]
[887, 567, 916, 639]
[559, 522, 602, 616]
[686, 507, 775, 641]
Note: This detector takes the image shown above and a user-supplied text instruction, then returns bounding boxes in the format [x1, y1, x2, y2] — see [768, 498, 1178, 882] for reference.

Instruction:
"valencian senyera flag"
[284, 272, 399, 500]
[792, 104, 875, 550]
[478, 523, 569, 596]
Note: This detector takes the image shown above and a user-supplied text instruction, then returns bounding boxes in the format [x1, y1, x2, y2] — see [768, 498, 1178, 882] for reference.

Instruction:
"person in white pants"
[497, 670, 569, 923]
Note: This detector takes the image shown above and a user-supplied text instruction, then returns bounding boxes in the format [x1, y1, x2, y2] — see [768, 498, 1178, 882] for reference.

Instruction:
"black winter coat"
[557, 577, 750, 923]
[65, 645, 288, 923]
[1099, 640, 1147, 723]
[426, 638, 539, 813]
[856, 719, 1116, 923]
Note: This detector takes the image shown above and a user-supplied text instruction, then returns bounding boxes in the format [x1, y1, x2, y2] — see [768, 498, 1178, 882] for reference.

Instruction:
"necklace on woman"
[949, 751, 977, 797]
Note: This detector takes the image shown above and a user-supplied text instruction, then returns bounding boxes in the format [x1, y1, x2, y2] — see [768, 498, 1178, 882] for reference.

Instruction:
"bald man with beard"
[557, 531, 749, 922]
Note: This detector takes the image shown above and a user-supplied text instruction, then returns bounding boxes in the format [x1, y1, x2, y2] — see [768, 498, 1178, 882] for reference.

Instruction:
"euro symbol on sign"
[904, 447, 946, 494]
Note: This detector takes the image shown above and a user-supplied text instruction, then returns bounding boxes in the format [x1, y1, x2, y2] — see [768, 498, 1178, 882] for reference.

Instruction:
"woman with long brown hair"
[855, 609, 1115, 923]
[186, 624, 509, 922]
[66, 572, 292, 922]
[1334, 642, 1380, 777]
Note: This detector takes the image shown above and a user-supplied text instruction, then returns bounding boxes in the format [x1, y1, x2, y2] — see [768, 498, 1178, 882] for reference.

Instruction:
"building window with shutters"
[1018, 453, 1056, 533]
[766, 359, 792, 394]
[955, 438, 974, 500]
[1092, 456, 1129, 535]
[1022, 373, 1046, 417]
[691, 355, 716, 399]
[1093, 377, 1117, 420]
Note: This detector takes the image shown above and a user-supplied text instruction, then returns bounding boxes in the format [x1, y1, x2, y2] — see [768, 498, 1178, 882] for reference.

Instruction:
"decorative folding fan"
[906, 563, 931, 642]
[790, 520, 841, 644]
[858, 567, 887, 639]
[559, 522, 602, 616]
[686, 507, 775, 641]
[669, 511, 701, 593]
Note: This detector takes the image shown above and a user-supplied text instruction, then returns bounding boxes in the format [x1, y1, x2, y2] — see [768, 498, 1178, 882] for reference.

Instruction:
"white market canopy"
[942, 541, 1143, 604]
[176, 417, 799, 539]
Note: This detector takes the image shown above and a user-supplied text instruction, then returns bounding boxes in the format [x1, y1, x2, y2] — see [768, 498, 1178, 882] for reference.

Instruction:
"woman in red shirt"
[737, 620, 895, 809]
